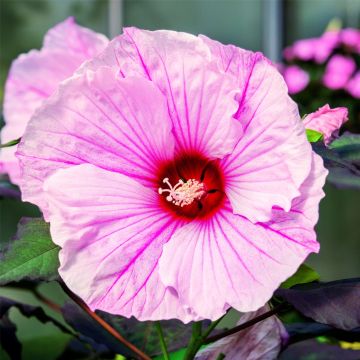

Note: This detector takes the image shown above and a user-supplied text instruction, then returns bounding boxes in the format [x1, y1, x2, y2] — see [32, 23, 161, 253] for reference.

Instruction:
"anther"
[158, 178, 205, 207]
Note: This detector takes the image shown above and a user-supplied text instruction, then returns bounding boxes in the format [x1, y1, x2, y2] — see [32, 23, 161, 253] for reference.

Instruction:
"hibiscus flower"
[0, 17, 108, 184]
[16, 28, 327, 322]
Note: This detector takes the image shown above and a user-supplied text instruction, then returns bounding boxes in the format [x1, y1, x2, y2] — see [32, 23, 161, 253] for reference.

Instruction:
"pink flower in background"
[303, 105, 348, 145]
[346, 72, 360, 99]
[17, 28, 327, 321]
[284, 30, 339, 64]
[314, 30, 339, 63]
[0, 17, 109, 184]
[341, 28, 360, 52]
[284, 38, 317, 61]
[323, 55, 356, 90]
[283, 65, 310, 94]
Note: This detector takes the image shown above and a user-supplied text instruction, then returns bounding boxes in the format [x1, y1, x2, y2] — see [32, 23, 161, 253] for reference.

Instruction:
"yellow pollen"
[158, 178, 205, 207]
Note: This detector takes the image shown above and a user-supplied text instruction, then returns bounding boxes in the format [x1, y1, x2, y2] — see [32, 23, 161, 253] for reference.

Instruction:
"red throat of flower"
[156, 152, 225, 220]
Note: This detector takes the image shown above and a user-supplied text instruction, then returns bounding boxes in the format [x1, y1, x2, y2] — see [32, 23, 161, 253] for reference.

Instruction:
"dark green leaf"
[306, 129, 324, 143]
[0, 218, 60, 285]
[62, 301, 203, 357]
[329, 133, 360, 163]
[281, 263, 320, 289]
[101, 310, 198, 355]
[0, 314, 22, 360]
[61, 302, 132, 357]
[0, 296, 74, 336]
[312, 140, 360, 189]
[0, 176, 20, 199]
[0, 138, 21, 148]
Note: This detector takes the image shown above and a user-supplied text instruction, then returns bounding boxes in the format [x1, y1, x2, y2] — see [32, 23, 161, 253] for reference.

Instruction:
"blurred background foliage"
[0, 1, 359, 358]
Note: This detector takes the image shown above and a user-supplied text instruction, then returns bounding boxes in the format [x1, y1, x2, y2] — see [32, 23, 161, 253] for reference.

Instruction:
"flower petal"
[303, 105, 348, 145]
[4, 16, 108, 130]
[2, 17, 108, 184]
[44, 164, 194, 321]
[200, 37, 312, 222]
[159, 156, 325, 319]
[219, 56, 311, 221]
[17, 67, 175, 218]
[84, 27, 242, 158]
[43, 17, 108, 53]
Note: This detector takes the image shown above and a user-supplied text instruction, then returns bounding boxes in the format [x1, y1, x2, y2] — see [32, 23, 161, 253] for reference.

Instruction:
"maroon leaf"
[196, 305, 288, 360]
[275, 278, 360, 331]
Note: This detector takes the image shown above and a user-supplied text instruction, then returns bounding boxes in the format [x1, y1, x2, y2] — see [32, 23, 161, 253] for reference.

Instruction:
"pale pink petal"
[282, 65, 310, 94]
[323, 55, 356, 90]
[303, 105, 348, 144]
[17, 67, 175, 218]
[159, 156, 325, 319]
[83, 27, 243, 158]
[201, 43, 312, 222]
[44, 164, 194, 321]
[196, 305, 288, 360]
[1, 17, 108, 184]
[199, 37, 312, 222]
[43, 17, 108, 54]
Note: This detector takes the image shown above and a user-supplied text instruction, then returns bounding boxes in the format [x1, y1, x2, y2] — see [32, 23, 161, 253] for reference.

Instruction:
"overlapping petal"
[17, 68, 175, 218]
[201, 40, 312, 222]
[1, 17, 108, 184]
[83, 27, 243, 158]
[159, 155, 325, 320]
[44, 163, 194, 321]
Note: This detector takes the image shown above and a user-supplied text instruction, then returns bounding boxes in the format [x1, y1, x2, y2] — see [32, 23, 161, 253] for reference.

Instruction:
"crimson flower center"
[156, 152, 225, 220]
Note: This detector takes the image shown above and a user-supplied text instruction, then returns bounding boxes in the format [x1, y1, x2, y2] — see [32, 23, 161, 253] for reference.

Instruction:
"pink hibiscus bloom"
[282, 65, 310, 94]
[17, 28, 327, 322]
[0, 17, 109, 184]
[323, 54, 356, 90]
[303, 105, 348, 145]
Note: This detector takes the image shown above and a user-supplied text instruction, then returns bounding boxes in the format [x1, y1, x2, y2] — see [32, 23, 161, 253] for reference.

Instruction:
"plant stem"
[60, 282, 151, 360]
[202, 316, 224, 340]
[31, 287, 62, 313]
[182, 322, 203, 360]
[155, 321, 170, 360]
[203, 303, 288, 345]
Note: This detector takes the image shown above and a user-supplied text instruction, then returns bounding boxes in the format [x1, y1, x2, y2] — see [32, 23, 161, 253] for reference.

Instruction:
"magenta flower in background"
[0, 17, 109, 184]
[341, 28, 360, 52]
[284, 38, 317, 62]
[17, 28, 327, 321]
[323, 54, 356, 90]
[284, 30, 339, 64]
[303, 105, 348, 145]
[346, 72, 360, 99]
[282, 65, 310, 94]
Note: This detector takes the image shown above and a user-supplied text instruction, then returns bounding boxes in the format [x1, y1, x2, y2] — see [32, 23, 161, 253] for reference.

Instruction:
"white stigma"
[158, 177, 205, 207]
